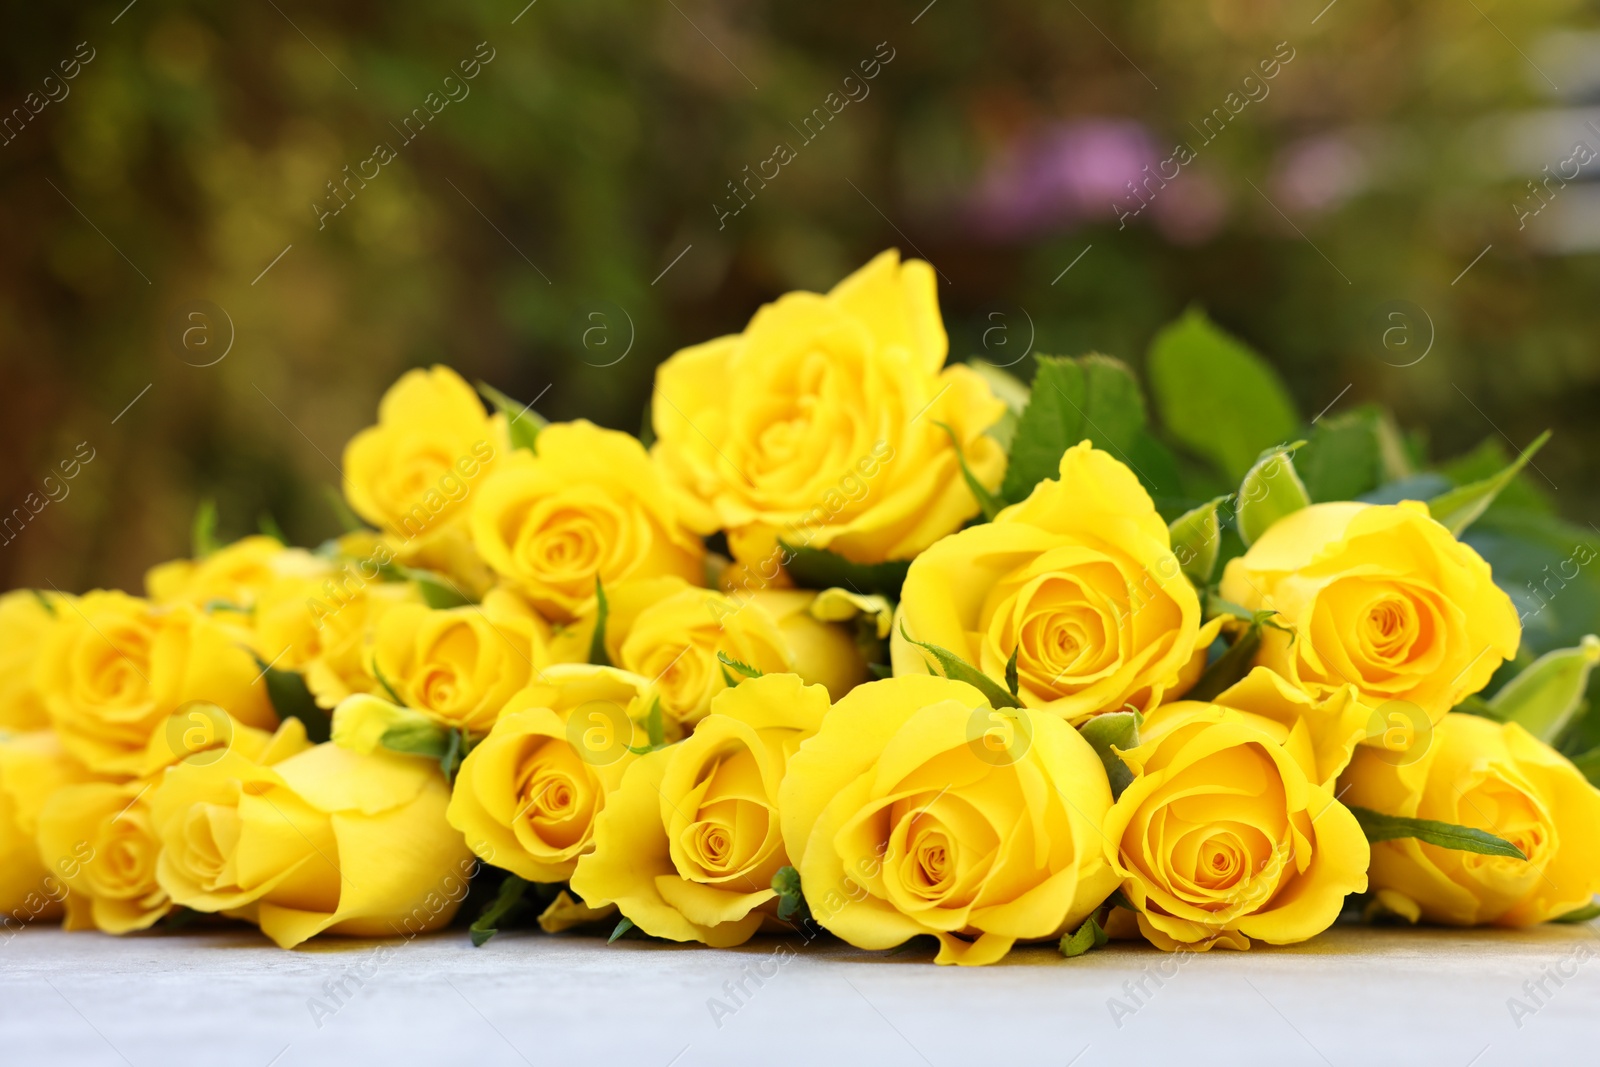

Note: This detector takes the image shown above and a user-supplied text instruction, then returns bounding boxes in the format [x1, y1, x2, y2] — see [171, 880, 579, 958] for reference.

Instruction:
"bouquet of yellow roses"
[6, 250, 1599, 963]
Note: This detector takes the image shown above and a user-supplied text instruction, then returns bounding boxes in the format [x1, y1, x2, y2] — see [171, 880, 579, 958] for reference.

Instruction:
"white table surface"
[3, 920, 1597, 1066]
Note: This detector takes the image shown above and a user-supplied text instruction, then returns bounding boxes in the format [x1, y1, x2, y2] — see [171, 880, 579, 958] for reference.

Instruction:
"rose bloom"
[572, 673, 829, 946]
[471, 420, 707, 623]
[780, 675, 1119, 965]
[591, 577, 866, 727]
[368, 588, 550, 734]
[151, 734, 471, 948]
[894, 441, 1220, 724]
[1342, 713, 1600, 926]
[0, 589, 58, 730]
[1220, 501, 1520, 723]
[446, 665, 660, 882]
[342, 365, 506, 594]
[36, 590, 276, 777]
[145, 535, 327, 611]
[253, 559, 421, 710]
[651, 249, 1006, 568]
[1105, 700, 1369, 951]
[36, 716, 310, 935]
[0, 731, 91, 925]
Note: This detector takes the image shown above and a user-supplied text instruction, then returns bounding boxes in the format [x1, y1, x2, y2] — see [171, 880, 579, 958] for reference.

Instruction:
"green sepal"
[392, 567, 472, 609]
[192, 498, 222, 558]
[1554, 899, 1600, 923]
[477, 380, 548, 453]
[1236, 442, 1309, 548]
[772, 866, 809, 923]
[1348, 806, 1526, 859]
[588, 578, 611, 667]
[780, 542, 910, 599]
[1168, 495, 1229, 585]
[1428, 429, 1551, 536]
[717, 650, 763, 685]
[608, 917, 636, 944]
[470, 874, 530, 948]
[1004, 647, 1020, 699]
[625, 696, 667, 755]
[1488, 635, 1600, 744]
[257, 513, 289, 545]
[934, 420, 1003, 522]
[1184, 610, 1286, 702]
[1078, 711, 1140, 799]
[1059, 912, 1110, 958]
[898, 622, 1021, 709]
[250, 652, 331, 743]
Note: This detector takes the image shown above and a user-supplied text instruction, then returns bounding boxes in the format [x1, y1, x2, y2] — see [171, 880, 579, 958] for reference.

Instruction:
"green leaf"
[1185, 617, 1269, 703]
[772, 866, 809, 923]
[607, 917, 636, 944]
[1298, 407, 1404, 503]
[376, 720, 453, 761]
[1440, 437, 1555, 518]
[371, 660, 408, 708]
[402, 567, 474, 609]
[1348, 806, 1527, 859]
[251, 654, 332, 743]
[477, 380, 548, 452]
[257, 513, 289, 545]
[1489, 636, 1600, 745]
[589, 578, 611, 667]
[1236, 442, 1310, 548]
[1058, 913, 1109, 958]
[1004, 647, 1020, 699]
[1168, 496, 1229, 585]
[1147, 308, 1300, 482]
[935, 421, 1003, 522]
[1078, 711, 1140, 798]
[780, 542, 910, 599]
[626, 696, 667, 754]
[1428, 429, 1551, 537]
[898, 622, 1021, 709]
[192, 498, 222, 558]
[1554, 899, 1600, 923]
[323, 486, 368, 535]
[470, 874, 530, 947]
[1000, 354, 1149, 504]
[717, 651, 763, 680]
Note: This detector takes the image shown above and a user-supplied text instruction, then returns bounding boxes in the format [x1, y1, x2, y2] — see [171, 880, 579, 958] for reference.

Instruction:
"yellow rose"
[1341, 713, 1600, 926]
[651, 249, 1006, 567]
[35, 716, 310, 935]
[446, 664, 660, 882]
[470, 420, 705, 622]
[146, 535, 327, 610]
[595, 577, 865, 727]
[151, 740, 471, 948]
[368, 588, 550, 734]
[571, 673, 829, 946]
[0, 731, 91, 929]
[780, 675, 1119, 965]
[1105, 700, 1370, 951]
[253, 560, 420, 709]
[893, 441, 1220, 724]
[0, 590, 58, 730]
[342, 365, 506, 592]
[37, 591, 277, 776]
[1220, 501, 1520, 724]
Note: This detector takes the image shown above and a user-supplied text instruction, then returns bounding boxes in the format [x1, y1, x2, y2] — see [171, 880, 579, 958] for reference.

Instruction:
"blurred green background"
[4, 0, 1600, 595]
